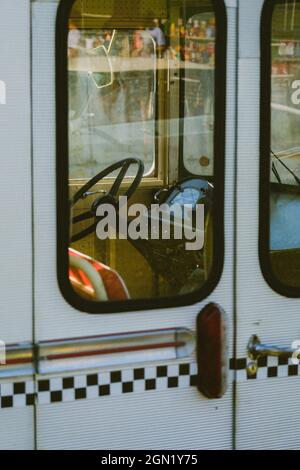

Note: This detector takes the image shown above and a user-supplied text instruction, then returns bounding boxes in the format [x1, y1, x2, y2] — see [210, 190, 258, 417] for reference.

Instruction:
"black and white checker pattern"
[1, 358, 299, 409]
[0, 363, 198, 409]
[37, 363, 198, 405]
[230, 357, 300, 382]
[0, 380, 35, 409]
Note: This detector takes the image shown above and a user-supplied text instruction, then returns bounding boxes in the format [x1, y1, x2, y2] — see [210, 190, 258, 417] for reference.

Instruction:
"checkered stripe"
[0, 380, 36, 409]
[231, 357, 300, 382]
[0, 363, 198, 409]
[1, 358, 299, 408]
[37, 363, 198, 405]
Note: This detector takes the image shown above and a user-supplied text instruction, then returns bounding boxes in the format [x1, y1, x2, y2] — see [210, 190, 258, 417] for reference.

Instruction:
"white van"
[0, 0, 300, 450]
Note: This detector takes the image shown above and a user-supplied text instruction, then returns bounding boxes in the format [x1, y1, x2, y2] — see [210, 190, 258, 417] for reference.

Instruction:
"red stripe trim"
[45, 341, 185, 361]
[4, 357, 33, 366]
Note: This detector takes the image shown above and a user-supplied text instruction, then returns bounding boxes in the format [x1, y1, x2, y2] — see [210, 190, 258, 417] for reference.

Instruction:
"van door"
[236, 0, 300, 450]
[29, 0, 236, 450]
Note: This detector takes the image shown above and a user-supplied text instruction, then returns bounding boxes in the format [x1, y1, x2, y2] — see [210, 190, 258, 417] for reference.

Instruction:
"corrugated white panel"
[225, 0, 237, 7]
[236, 378, 300, 450]
[236, 0, 300, 450]
[0, 407, 34, 450]
[239, 0, 264, 58]
[236, 28, 300, 359]
[37, 385, 233, 450]
[0, 0, 32, 343]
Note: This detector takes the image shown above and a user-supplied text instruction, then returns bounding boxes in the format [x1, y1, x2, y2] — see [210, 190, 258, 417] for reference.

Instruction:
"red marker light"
[197, 303, 228, 399]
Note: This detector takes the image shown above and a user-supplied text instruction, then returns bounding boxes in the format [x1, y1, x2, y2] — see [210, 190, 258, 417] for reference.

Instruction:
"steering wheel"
[70, 158, 144, 243]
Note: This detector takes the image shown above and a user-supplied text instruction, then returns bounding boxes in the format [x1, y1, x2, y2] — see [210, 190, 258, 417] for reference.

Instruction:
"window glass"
[183, 13, 215, 177]
[69, 27, 156, 179]
[269, 0, 300, 289]
[62, 0, 224, 307]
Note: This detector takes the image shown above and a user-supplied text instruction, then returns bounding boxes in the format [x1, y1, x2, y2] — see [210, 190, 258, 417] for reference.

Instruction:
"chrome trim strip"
[37, 329, 195, 375]
[0, 343, 34, 379]
[0, 329, 195, 378]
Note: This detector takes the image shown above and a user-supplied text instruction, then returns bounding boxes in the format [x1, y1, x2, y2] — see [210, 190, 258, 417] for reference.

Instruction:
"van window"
[261, 0, 300, 293]
[57, 0, 226, 312]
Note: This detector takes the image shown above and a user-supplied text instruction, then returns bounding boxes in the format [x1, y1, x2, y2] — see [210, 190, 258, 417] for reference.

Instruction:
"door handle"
[248, 335, 298, 360]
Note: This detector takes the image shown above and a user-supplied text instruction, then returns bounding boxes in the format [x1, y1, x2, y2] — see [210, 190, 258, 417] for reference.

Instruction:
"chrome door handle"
[248, 335, 298, 360]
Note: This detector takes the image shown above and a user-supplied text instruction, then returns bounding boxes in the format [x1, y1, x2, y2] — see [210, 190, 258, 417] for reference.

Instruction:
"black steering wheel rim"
[70, 158, 144, 243]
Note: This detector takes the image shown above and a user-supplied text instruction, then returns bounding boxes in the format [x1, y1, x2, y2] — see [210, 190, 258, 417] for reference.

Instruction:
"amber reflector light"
[197, 303, 227, 399]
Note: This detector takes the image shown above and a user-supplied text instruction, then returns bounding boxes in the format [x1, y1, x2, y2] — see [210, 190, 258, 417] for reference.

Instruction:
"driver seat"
[69, 248, 130, 301]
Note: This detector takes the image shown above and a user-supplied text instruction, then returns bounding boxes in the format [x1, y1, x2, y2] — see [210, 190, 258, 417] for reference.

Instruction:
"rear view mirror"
[75, 44, 114, 89]
[68, 41, 114, 121]
[88, 45, 114, 89]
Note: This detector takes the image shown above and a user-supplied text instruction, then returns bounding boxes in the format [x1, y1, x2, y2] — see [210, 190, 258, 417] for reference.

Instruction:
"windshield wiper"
[272, 161, 282, 184]
[271, 150, 300, 187]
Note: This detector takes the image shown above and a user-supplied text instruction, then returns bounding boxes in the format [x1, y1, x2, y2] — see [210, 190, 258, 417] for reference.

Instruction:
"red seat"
[69, 248, 129, 301]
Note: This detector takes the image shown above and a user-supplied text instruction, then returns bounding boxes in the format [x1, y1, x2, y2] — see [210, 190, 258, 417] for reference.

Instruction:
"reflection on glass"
[171, 188, 201, 208]
[270, 0, 300, 288]
[69, 27, 156, 179]
[183, 13, 215, 177]
[67, 0, 216, 303]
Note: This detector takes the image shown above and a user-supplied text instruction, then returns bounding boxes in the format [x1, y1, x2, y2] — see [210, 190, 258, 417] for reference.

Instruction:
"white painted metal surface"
[37, 385, 233, 450]
[0, 405, 34, 450]
[3, 0, 298, 452]
[0, 0, 34, 451]
[236, 0, 300, 450]
[0, 0, 32, 344]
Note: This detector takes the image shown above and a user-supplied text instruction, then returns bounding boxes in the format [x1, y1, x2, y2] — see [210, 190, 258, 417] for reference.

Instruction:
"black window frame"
[260, 0, 300, 298]
[56, 0, 227, 314]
